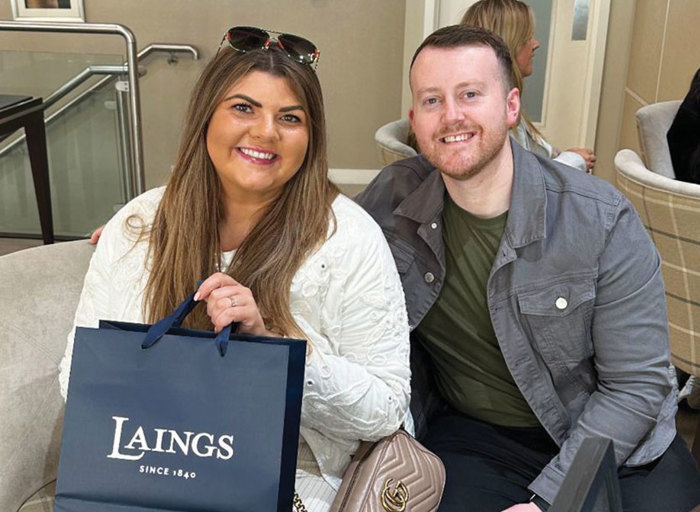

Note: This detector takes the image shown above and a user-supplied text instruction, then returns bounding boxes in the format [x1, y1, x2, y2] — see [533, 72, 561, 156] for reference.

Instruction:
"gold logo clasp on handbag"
[381, 478, 409, 512]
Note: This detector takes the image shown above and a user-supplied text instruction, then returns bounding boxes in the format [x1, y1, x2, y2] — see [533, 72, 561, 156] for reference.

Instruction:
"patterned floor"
[0, 237, 42, 256]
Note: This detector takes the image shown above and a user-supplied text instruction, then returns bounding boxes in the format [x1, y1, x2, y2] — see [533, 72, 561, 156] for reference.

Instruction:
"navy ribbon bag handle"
[142, 283, 234, 356]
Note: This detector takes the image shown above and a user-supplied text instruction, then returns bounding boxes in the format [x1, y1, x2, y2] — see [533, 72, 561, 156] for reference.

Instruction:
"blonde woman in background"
[462, 0, 596, 173]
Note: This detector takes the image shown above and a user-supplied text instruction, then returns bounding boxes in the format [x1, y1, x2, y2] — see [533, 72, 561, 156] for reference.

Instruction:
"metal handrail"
[0, 21, 145, 193]
[45, 66, 132, 109]
[44, 43, 198, 111]
[0, 43, 198, 161]
[139, 43, 199, 62]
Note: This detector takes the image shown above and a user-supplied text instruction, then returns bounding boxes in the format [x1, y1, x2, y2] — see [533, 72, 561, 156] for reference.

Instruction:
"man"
[356, 25, 700, 512]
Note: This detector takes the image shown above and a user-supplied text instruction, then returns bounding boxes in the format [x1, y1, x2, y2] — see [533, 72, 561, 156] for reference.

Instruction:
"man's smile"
[440, 132, 475, 144]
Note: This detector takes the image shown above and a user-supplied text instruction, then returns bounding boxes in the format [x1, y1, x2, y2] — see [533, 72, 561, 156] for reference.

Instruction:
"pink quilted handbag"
[329, 429, 445, 512]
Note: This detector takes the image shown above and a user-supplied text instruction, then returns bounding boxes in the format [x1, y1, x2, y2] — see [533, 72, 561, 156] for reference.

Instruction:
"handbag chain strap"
[293, 491, 309, 512]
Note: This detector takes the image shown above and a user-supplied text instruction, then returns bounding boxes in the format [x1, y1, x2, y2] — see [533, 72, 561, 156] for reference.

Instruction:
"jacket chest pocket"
[387, 235, 417, 275]
[517, 280, 595, 372]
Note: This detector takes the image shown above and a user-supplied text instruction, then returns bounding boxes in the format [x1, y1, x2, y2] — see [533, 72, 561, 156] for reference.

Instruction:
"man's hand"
[501, 502, 542, 512]
[89, 225, 105, 245]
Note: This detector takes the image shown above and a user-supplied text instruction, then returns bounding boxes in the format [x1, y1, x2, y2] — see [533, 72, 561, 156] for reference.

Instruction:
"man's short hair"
[410, 25, 514, 91]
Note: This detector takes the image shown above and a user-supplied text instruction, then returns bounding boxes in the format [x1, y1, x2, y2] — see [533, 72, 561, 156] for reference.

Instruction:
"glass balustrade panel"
[0, 50, 128, 238]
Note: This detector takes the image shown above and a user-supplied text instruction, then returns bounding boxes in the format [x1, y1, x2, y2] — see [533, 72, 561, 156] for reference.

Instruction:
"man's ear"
[408, 107, 416, 133]
[506, 87, 521, 128]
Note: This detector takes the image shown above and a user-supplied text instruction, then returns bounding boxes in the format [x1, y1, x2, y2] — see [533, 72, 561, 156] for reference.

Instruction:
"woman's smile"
[236, 146, 279, 164]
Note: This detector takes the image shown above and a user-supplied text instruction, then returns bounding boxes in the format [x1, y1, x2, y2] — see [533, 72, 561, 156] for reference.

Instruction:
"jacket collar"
[393, 139, 547, 248]
[394, 155, 446, 224]
[505, 139, 547, 248]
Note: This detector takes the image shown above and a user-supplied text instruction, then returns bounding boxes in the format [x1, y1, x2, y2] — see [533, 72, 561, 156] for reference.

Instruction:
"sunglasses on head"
[220, 26, 320, 68]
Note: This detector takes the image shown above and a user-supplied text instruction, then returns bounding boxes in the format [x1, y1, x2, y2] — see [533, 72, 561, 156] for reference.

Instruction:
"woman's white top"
[58, 186, 412, 490]
[511, 120, 587, 172]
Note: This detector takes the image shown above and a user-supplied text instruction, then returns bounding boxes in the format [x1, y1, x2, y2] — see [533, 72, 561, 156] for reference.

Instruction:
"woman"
[462, 0, 597, 173]
[59, 27, 411, 512]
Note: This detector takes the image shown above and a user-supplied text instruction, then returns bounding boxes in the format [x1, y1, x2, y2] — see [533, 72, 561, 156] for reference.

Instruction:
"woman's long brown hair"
[140, 47, 338, 338]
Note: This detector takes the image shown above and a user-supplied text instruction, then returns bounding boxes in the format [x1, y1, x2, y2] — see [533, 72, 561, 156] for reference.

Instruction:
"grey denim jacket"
[355, 141, 677, 503]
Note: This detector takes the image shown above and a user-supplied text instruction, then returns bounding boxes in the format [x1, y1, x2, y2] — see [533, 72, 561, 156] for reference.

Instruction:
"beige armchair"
[635, 100, 682, 179]
[374, 118, 417, 166]
[0, 240, 94, 511]
[615, 147, 700, 463]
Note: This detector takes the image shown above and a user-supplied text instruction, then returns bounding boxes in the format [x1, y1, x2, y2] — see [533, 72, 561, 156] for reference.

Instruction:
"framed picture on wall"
[11, 0, 85, 22]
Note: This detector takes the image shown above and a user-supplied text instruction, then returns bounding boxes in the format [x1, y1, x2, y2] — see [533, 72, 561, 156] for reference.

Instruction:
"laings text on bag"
[107, 416, 235, 461]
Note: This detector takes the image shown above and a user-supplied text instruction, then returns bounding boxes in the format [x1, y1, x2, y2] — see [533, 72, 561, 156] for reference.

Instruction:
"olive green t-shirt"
[415, 195, 539, 427]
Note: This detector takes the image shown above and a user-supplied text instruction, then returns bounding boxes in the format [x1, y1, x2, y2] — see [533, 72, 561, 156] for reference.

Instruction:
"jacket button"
[424, 272, 435, 283]
[431, 222, 438, 229]
[555, 297, 568, 310]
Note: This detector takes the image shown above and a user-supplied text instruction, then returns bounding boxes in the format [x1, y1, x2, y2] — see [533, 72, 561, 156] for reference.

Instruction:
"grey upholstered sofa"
[0, 240, 94, 511]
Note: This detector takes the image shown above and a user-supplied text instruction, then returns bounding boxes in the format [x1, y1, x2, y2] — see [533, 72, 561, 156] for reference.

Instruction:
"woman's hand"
[194, 272, 271, 336]
[89, 225, 105, 245]
[568, 147, 597, 173]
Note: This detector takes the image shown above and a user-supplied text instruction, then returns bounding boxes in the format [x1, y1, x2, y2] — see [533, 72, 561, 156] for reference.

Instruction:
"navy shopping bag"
[54, 290, 306, 512]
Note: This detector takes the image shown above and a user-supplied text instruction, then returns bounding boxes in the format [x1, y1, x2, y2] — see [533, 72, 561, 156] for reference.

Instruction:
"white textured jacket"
[59, 187, 412, 489]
